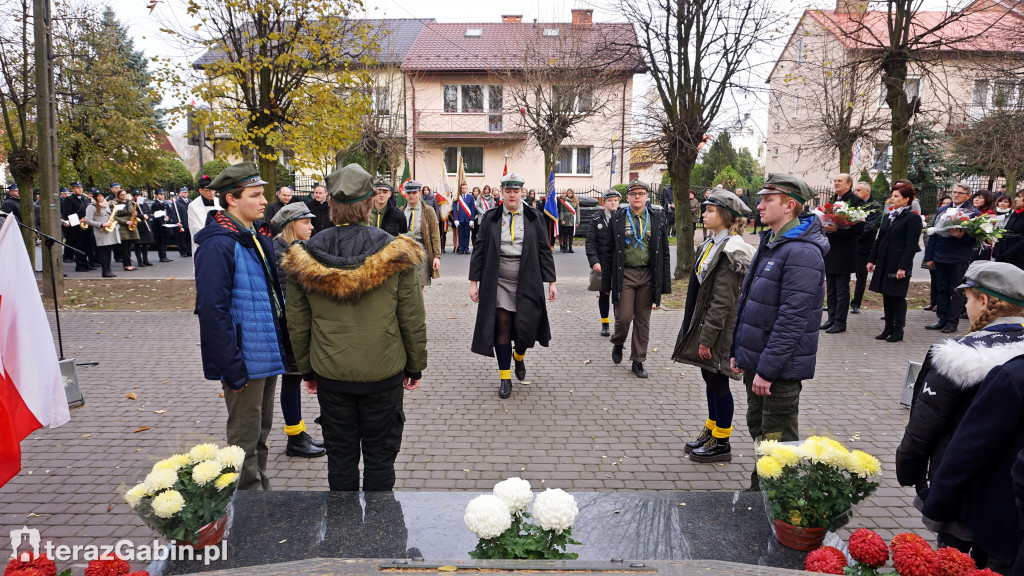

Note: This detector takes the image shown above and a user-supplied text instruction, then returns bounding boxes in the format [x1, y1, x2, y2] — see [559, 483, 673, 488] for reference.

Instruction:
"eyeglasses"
[627, 191, 648, 197]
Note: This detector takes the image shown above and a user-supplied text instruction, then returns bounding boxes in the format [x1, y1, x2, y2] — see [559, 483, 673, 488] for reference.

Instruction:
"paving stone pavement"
[5, 237, 951, 556]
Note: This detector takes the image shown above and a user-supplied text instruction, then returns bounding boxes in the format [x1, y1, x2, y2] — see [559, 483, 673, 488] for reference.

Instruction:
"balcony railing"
[414, 109, 528, 139]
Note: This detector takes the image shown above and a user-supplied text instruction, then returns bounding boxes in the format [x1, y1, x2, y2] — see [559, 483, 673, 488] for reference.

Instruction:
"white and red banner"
[0, 216, 70, 487]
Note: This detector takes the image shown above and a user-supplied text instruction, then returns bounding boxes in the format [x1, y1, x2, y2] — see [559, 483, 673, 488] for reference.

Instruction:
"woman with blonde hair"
[672, 189, 756, 463]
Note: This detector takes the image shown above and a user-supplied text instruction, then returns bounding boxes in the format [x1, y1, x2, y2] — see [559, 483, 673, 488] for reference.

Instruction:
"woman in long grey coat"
[672, 189, 755, 463]
[85, 190, 120, 278]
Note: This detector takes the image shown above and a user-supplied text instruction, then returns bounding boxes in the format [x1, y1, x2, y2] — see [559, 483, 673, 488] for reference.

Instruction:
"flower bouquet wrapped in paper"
[927, 210, 1006, 247]
[464, 477, 581, 560]
[813, 201, 871, 228]
[756, 437, 881, 550]
[124, 443, 244, 547]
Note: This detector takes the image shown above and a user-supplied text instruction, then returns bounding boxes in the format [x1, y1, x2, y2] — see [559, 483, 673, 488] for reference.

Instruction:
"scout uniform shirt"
[501, 204, 525, 257]
[405, 203, 423, 242]
[370, 206, 386, 229]
[624, 207, 651, 268]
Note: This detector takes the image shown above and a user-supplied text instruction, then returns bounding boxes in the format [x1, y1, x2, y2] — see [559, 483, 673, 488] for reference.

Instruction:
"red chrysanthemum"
[890, 532, 928, 554]
[83, 558, 130, 576]
[893, 541, 940, 576]
[4, 554, 57, 576]
[937, 547, 977, 576]
[965, 569, 1001, 576]
[849, 528, 890, 568]
[805, 546, 847, 575]
[126, 572, 151, 576]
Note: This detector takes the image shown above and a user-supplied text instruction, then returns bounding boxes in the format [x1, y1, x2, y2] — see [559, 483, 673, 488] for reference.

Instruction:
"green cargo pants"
[744, 372, 802, 490]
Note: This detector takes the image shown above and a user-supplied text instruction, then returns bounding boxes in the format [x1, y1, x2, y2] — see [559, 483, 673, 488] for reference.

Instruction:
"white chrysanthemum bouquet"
[124, 443, 244, 545]
[755, 437, 880, 531]
[464, 478, 581, 559]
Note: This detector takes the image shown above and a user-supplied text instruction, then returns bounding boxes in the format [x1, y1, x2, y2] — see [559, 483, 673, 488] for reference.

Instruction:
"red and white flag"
[0, 216, 70, 488]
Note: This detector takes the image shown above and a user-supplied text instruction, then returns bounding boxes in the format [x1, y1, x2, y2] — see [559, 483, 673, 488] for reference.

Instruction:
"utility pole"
[35, 0, 63, 298]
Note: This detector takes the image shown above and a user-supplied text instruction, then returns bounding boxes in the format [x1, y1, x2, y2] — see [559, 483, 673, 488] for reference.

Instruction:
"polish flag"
[0, 216, 70, 488]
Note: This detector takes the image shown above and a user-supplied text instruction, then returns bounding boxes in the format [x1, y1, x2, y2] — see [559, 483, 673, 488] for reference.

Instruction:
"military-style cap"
[602, 189, 621, 199]
[70, 181, 82, 188]
[179, 186, 189, 193]
[626, 179, 650, 193]
[500, 173, 524, 189]
[197, 175, 213, 189]
[271, 203, 315, 229]
[403, 180, 423, 192]
[8, 184, 17, 191]
[326, 163, 374, 204]
[109, 182, 120, 188]
[208, 162, 268, 195]
[703, 188, 752, 217]
[372, 179, 394, 192]
[87, 187, 99, 194]
[758, 173, 817, 204]
[131, 189, 143, 196]
[956, 261, 1024, 306]
[155, 189, 166, 195]
[59, 186, 69, 193]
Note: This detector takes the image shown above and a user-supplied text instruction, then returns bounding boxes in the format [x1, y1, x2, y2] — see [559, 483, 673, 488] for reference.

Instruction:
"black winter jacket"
[868, 208, 923, 298]
[584, 209, 613, 268]
[600, 205, 672, 306]
[371, 202, 408, 238]
[923, 351, 1024, 566]
[857, 200, 883, 254]
[896, 323, 1024, 499]
[994, 210, 1024, 270]
[924, 203, 980, 264]
[823, 191, 865, 275]
[305, 199, 332, 236]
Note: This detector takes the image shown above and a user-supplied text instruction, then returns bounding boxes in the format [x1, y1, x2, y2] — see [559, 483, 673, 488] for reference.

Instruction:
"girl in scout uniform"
[402, 181, 442, 287]
[585, 190, 620, 336]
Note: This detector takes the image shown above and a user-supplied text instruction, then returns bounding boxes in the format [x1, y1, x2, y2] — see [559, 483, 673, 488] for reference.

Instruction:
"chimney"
[571, 9, 593, 26]
[502, 14, 523, 23]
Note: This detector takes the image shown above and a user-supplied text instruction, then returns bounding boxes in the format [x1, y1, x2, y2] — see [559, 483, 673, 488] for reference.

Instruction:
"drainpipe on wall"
[620, 80, 627, 184]
[410, 73, 417, 178]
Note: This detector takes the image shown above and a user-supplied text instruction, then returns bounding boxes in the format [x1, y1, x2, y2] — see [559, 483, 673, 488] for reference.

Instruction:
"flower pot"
[772, 519, 827, 551]
[175, 511, 230, 548]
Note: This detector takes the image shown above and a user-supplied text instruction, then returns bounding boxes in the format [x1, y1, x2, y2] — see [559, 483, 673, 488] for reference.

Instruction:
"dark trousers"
[745, 371, 802, 490]
[120, 240, 135, 268]
[97, 245, 113, 275]
[317, 382, 405, 491]
[929, 268, 938, 306]
[134, 241, 150, 265]
[70, 229, 90, 270]
[611, 267, 654, 362]
[457, 223, 471, 253]
[934, 261, 970, 328]
[851, 249, 871, 308]
[176, 228, 192, 256]
[153, 233, 168, 260]
[882, 295, 907, 329]
[471, 220, 479, 244]
[280, 373, 302, 428]
[222, 375, 278, 491]
[825, 272, 851, 324]
[559, 226, 575, 250]
[702, 368, 734, 430]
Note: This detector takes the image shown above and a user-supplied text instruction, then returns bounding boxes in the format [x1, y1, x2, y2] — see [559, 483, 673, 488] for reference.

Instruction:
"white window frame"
[879, 76, 921, 108]
[772, 147, 779, 159]
[444, 146, 484, 175]
[371, 86, 392, 116]
[554, 146, 592, 176]
[792, 93, 800, 118]
[443, 84, 503, 114]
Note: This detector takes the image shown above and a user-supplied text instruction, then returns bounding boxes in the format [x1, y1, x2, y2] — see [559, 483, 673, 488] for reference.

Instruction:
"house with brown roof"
[765, 0, 1024, 188]
[401, 10, 642, 195]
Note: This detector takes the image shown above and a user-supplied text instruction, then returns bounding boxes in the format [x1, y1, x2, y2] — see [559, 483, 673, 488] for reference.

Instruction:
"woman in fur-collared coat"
[281, 163, 427, 492]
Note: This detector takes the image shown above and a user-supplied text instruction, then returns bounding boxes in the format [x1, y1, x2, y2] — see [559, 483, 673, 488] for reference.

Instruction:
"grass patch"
[40, 279, 196, 311]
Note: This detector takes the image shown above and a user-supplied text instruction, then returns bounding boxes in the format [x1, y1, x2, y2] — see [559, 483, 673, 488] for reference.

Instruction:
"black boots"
[286, 431, 326, 458]
[514, 358, 526, 381]
[819, 319, 835, 331]
[886, 328, 904, 342]
[631, 361, 648, 378]
[612, 345, 623, 364]
[875, 326, 893, 340]
[684, 426, 712, 454]
[600, 323, 610, 337]
[498, 379, 512, 399]
[690, 437, 732, 463]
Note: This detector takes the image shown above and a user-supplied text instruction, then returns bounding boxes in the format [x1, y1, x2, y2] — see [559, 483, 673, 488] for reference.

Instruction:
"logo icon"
[9, 526, 40, 561]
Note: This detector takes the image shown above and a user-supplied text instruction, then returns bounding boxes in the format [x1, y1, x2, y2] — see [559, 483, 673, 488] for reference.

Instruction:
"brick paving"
[5, 236, 951, 556]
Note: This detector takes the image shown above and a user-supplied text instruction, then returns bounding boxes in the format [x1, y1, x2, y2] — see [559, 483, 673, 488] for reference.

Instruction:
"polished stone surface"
[157, 491, 809, 574]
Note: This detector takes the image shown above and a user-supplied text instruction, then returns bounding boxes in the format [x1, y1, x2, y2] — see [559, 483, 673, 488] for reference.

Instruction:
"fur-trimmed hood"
[280, 233, 425, 302]
[929, 327, 1024, 390]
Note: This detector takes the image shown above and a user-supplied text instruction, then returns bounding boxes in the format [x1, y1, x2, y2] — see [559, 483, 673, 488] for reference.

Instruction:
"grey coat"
[673, 235, 756, 378]
[85, 203, 121, 247]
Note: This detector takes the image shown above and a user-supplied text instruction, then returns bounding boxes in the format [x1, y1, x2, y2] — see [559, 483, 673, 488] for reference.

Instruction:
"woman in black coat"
[867, 180, 922, 342]
[994, 191, 1024, 271]
[469, 176, 556, 400]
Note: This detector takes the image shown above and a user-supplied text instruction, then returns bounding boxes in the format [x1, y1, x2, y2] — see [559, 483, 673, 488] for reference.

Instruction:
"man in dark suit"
[850, 181, 882, 314]
[149, 189, 172, 262]
[819, 173, 865, 334]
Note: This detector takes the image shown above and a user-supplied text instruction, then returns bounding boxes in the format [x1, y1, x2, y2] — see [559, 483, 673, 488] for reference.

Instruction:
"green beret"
[703, 189, 752, 217]
[956, 260, 1024, 306]
[326, 163, 374, 204]
[373, 179, 394, 192]
[208, 161, 269, 194]
[500, 172, 524, 189]
[758, 173, 818, 204]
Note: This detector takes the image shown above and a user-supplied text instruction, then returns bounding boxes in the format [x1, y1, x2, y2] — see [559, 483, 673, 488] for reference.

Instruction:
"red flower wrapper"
[893, 541, 940, 576]
[890, 532, 928, 554]
[4, 555, 57, 576]
[938, 547, 977, 576]
[84, 558, 130, 576]
[849, 527, 889, 568]
[805, 546, 848, 574]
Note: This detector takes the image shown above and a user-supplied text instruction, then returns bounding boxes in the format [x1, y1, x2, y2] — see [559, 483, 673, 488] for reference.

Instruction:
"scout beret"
[208, 162, 268, 194]
[373, 179, 394, 192]
[403, 180, 423, 192]
[271, 202, 315, 229]
[197, 174, 213, 189]
[956, 261, 1024, 306]
[500, 173, 524, 189]
[326, 163, 374, 204]
[758, 173, 818, 204]
[602, 189, 622, 199]
[626, 179, 650, 193]
[703, 188, 752, 217]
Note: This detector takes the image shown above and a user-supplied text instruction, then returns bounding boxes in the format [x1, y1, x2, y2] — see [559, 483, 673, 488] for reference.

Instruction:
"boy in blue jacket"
[194, 161, 288, 491]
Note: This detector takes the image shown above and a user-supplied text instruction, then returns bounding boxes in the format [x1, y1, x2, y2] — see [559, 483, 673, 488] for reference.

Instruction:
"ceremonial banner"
[0, 216, 70, 488]
[544, 168, 559, 238]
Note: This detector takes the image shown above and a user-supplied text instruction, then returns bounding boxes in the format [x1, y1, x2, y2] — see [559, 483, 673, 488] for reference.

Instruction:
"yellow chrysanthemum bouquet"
[756, 437, 881, 531]
[124, 443, 244, 546]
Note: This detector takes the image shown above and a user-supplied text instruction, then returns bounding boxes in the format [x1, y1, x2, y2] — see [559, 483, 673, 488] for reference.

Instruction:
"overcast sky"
[117, 0, 816, 140]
